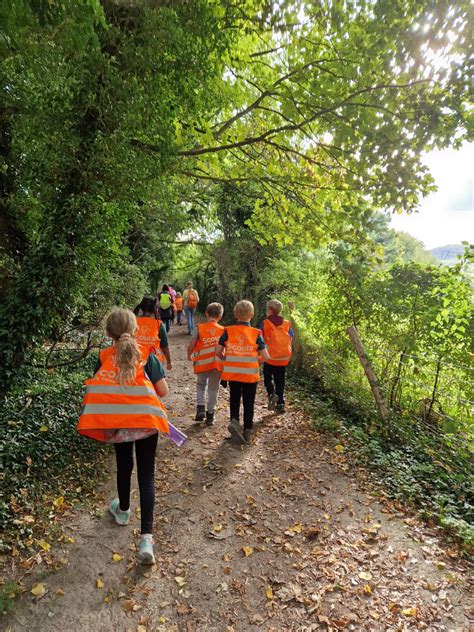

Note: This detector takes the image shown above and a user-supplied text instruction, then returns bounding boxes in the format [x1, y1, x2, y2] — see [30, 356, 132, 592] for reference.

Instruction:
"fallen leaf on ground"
[266, 586, 274, 599]
[39, 425, 48, 432]
[175, 576, 186, 588]
[37, 539, 51, 552]
[242, 546, 254, 557]
[305, 527, 321, 540]
[358, 571, 373, 581]
[402, 607, 417, 617]
[212, 524, 223, 532]
[274, 582, 303, 602]
[31, 583, 46, 597]
[112, 553, 123, 562]
[363, 583, 372, 595]
[55, 588, 65, 596]
[335, 444, 344, 452]
[208, 528, 233, 540]
[285, 523, 303, 536]
[96, 578, 104, 589]
[53, 496, 65, 508]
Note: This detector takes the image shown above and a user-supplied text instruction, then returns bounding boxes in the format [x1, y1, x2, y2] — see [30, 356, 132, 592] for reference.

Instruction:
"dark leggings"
[263, 363, 286, 404]
[114, 433, 158, 534]
[229, 381, 258, 429]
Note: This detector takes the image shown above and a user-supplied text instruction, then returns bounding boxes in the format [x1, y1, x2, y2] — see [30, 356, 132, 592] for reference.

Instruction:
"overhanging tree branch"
[131, 79, 428, 159]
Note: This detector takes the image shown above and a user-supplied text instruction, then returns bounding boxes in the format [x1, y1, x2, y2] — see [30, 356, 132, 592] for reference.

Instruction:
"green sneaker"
[138, 534, 155, 565]
[109, 498, 131, 526]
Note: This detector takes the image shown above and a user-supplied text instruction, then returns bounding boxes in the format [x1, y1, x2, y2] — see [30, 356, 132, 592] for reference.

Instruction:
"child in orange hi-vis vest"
[259, 299, 294, 414]
[187, 303, 224, 426]
[134, 296, 172, 371]
[216, 300, 269, 445]
[77, 308, 169, 565]
[175, 292, 184, 326]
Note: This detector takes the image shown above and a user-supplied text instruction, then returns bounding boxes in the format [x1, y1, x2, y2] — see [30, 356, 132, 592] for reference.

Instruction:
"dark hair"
[133, 296, 156, 316]
[162, 284, 170, 292]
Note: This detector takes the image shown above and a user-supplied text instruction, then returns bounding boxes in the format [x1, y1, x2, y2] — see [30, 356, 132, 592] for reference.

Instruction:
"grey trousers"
[196, 369, 221, 413]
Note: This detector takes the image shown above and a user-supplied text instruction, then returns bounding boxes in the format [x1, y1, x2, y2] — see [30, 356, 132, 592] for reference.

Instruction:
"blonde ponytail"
[105, 309, 141, 385]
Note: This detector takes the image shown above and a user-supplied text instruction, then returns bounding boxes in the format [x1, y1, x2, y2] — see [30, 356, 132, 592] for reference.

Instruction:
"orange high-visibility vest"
[192, 322, 224, 374]
[77, 346, 169, 443]
[221, 325, 260, 383]
[136, 316, 165, 364]
[263, 319, 292, 366]
[175, 297, 183, 311]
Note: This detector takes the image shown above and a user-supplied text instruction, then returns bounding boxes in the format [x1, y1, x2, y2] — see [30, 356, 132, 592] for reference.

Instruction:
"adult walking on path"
[157, 284, 174, 333]
[183, 281, 199, 335]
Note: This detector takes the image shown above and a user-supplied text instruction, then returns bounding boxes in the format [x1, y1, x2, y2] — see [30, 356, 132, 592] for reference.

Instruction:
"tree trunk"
[346, 325, 390, 424]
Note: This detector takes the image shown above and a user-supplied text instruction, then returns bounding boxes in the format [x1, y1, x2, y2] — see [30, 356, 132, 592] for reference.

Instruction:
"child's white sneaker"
[138, 534, 155, 565]
[109, 498, 131, 526]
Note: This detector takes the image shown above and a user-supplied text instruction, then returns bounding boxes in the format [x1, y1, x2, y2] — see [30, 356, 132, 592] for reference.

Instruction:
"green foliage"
[0, 353, 105, 546]
[0, 0, 232, 391]
[0, 579, 20, 615]
[153, 1, 473, 249]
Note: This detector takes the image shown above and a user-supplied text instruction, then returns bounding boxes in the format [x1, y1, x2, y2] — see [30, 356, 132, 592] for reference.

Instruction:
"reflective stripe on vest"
[192, 322, 224, 374]
[221, 325, 260, 383]
[85, 384, 156, 396]
[194, 357, 217, 367]
[224, 355, 258, 363]
[82, 404, 167, 418]
[78, 346, 169, 442]
[221, 366, 259, 375]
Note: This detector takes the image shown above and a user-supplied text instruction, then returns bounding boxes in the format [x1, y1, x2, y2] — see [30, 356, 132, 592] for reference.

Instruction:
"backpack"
[187, 289, 198, 308]
[159, 292, 171, 310]
[265, 320, 292, 365]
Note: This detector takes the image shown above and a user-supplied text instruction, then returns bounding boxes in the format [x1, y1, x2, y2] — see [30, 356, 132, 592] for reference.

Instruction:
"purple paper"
[167, 422, 187, 447]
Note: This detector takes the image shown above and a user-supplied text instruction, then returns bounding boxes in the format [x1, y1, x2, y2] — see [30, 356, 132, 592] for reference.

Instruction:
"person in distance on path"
[174, 292, 184, 326]
[183, 281, 199, 335]
[134, 296, 172, 371]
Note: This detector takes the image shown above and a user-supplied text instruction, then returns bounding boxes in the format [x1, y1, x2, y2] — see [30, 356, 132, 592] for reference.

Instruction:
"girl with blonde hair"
[78, 308, 169, 564]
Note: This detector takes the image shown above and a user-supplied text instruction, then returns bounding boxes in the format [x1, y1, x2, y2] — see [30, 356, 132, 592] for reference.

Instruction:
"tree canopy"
[0, 0, 472, 390]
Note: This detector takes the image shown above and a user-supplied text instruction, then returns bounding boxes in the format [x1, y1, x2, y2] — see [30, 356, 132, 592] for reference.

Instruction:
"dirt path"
[5, 327, 473, 632]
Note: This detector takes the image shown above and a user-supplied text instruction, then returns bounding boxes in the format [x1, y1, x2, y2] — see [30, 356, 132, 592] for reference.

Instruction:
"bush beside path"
[3, 327, 473, 631]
